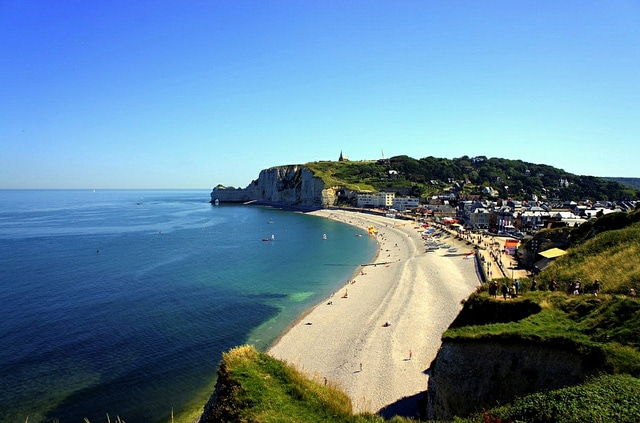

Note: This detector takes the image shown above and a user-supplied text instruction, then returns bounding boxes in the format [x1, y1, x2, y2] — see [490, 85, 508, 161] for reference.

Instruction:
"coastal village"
[332, 152, 640, 283]
[353, 186, 638, 281]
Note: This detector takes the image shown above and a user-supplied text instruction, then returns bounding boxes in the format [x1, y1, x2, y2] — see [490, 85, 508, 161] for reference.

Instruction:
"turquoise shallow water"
[0, 190, 377, 423]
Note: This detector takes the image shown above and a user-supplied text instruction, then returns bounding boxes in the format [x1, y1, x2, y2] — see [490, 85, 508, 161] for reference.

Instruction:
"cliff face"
[426, 340, 601, 420]
[211, 165, 336, 208]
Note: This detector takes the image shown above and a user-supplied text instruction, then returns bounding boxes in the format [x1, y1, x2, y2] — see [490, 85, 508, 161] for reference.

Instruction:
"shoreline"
[267, 209, 481, 418]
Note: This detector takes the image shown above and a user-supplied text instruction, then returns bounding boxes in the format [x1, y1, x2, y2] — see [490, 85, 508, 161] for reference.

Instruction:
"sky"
[1, 1, 639, 189]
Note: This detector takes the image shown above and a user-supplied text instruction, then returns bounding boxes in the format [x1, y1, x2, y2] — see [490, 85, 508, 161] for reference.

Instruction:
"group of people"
[488, 280, 521, 300]
[488, 277, 607, 299]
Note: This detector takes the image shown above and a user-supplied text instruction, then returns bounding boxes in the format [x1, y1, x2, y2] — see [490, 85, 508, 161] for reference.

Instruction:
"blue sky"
[1, 1, 638, 189]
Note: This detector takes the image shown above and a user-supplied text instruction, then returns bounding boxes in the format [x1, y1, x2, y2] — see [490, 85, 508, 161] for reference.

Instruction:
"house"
[534, 247, 567, 272]
[392, 196, 420, 211]
[468, 207, 491, 229]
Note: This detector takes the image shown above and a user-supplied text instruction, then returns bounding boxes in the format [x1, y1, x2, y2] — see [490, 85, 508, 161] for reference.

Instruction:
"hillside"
[426, 209, 640, 421]
[604, 177, 640, 191]
[304, 156, 640, 201]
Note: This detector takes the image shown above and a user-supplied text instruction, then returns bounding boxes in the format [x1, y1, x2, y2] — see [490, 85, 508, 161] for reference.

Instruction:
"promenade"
[433, 223, 530, 282]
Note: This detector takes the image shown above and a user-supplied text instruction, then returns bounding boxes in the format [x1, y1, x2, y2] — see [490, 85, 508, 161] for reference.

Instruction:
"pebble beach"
[268, 209, 482, 418]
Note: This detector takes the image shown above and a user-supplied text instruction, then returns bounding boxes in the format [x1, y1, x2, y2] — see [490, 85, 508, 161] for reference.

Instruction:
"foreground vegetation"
[201, 345, 414, 423]
[463, 374, 640, 423]
[201, 209, 640, 422]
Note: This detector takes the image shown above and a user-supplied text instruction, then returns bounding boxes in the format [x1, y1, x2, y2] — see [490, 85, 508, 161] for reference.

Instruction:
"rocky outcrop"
[426, 340, 604, 420]
[211, 165, 338, 208]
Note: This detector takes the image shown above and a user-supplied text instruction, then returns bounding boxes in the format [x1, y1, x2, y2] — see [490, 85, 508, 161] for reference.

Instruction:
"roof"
[539, 247, 567, 259]
[534, 257, 552, 272]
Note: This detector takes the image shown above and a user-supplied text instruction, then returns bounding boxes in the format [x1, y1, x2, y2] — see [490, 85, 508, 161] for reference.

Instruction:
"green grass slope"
[536, 219, 640, 296]
[201, 345, 414, 423]
[465, 374, 640, 423]
[439, 211, 640, 422]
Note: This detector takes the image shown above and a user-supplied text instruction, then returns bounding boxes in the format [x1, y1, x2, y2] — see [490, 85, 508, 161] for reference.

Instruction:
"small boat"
[322, 233, 327, 240]
[447, 247, 458, 253]
[262, 238, 270, 242]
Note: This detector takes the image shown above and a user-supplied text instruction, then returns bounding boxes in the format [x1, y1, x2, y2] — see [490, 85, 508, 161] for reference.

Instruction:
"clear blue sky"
[1, 1, 638, 189]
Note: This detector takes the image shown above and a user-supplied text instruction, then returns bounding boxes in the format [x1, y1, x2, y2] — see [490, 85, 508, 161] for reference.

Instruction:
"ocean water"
[0, 190, 377, 423]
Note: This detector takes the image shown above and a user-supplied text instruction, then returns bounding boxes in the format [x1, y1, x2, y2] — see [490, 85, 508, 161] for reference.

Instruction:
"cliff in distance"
[211, 165, 337, 209]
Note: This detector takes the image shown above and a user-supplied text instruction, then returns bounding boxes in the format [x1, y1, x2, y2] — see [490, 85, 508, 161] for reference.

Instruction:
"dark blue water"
[0, 190, 377, 423]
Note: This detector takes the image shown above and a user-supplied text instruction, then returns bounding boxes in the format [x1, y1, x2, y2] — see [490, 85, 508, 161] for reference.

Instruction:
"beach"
[267, 209, 481, 418]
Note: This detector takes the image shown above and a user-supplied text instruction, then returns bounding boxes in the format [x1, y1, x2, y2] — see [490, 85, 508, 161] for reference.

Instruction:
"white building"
[356, 192, 396, 208]
[392, 196, 420, 211]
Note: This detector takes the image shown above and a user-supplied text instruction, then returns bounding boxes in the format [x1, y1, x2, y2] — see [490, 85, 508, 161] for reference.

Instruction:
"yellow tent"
[539, 247, 567, 259]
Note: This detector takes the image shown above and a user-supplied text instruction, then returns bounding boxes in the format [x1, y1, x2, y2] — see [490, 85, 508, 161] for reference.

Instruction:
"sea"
[0, 190, 378, 423]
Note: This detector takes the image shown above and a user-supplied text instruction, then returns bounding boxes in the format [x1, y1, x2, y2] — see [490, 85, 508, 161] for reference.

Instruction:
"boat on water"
[322, 233, 327, 240]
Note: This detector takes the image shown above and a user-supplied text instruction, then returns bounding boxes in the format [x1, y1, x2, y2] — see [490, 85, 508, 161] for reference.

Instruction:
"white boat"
[322, 233, 327, 240]
[447, 247, 458, 253]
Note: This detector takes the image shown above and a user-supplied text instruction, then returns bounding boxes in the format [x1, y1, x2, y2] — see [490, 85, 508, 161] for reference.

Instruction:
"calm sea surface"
[0, 190, 377, 423]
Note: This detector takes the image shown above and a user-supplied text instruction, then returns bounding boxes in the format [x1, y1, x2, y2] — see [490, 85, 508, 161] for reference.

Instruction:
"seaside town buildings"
[356, 189, 637, 235]
[354, 189, 636, 276]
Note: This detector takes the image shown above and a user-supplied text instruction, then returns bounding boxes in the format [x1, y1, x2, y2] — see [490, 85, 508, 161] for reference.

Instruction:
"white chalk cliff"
[210, 165, 337, 208]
